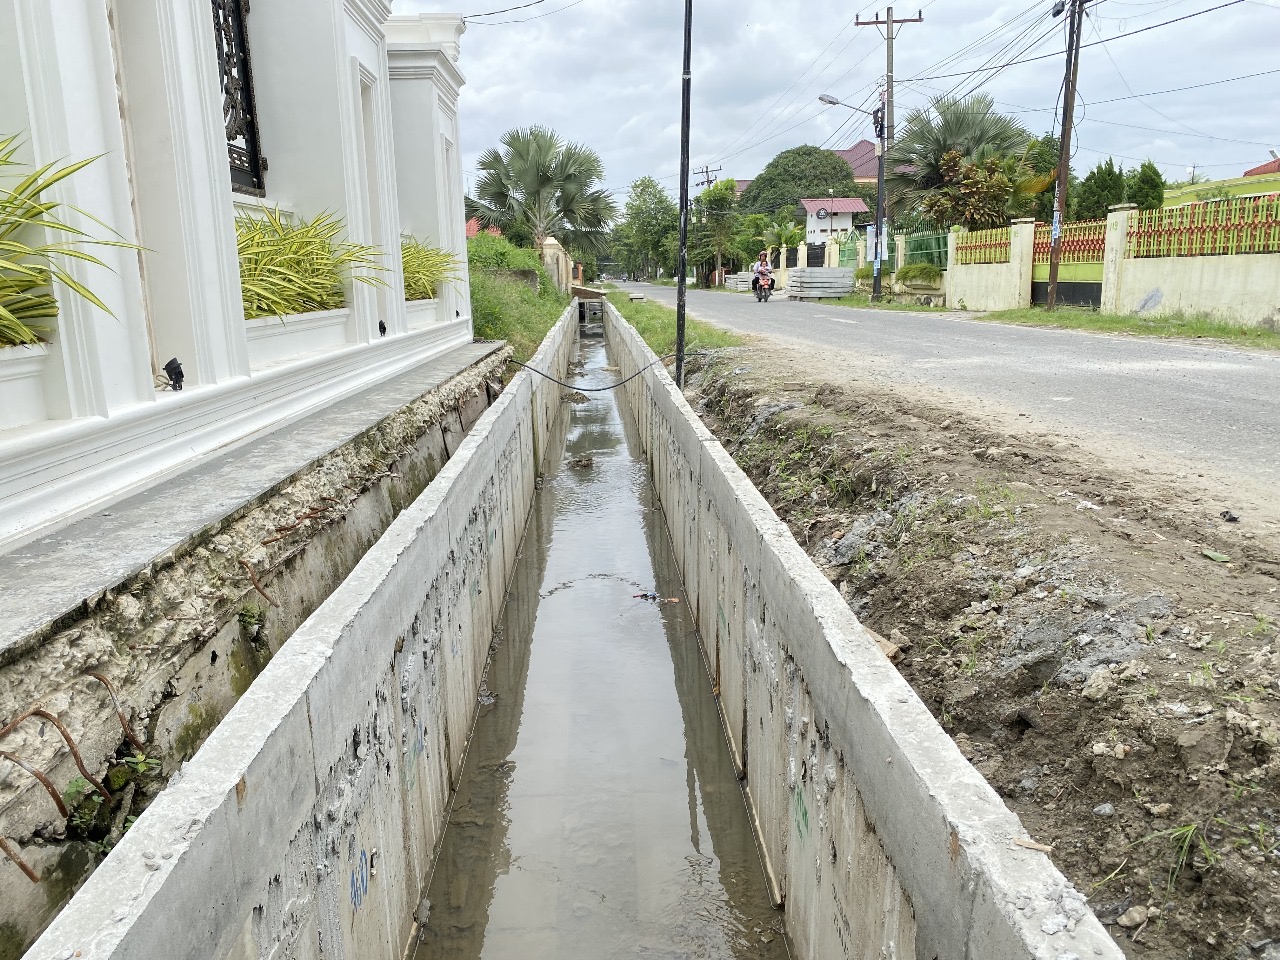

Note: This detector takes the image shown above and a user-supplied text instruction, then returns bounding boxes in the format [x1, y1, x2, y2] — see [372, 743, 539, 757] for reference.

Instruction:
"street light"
[819, 93, 887, 300]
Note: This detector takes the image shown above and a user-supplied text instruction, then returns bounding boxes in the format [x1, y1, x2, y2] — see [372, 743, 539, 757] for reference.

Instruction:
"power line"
[462, 0, 549, 19]
[906, 0, 1244, 81]
[465, 0, 584, 25]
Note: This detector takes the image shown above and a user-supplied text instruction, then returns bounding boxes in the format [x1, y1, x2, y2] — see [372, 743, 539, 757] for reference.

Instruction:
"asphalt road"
[623, 282, 1280, 488]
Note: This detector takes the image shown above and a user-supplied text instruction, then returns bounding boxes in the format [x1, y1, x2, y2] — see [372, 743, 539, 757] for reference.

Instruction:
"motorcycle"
[754, 271, 774, 302]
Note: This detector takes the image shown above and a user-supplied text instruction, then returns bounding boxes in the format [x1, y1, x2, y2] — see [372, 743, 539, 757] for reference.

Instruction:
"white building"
[0, 1, 473, 548]
[801, 197, 869, 244]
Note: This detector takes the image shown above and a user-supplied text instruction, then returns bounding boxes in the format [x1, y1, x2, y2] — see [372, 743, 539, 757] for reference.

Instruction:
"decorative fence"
[904, 230, 948, 269]
[1127, 194, 1280, 258]
[954, 227, 1010, 265]
[1032, 219, 1106, 266]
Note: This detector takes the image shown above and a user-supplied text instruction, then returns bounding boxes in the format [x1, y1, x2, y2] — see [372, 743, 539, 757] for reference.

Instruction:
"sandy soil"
[685, 340, 1280, 960]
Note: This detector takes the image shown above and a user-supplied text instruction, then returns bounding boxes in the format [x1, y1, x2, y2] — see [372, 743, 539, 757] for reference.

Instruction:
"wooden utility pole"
[1046, 0, 1087, 311]
[694, 165, 722, 190]
[855, 8, 922, 274]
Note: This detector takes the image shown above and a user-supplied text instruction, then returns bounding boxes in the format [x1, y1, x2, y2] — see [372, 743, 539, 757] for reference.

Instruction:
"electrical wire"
[507, 351, 699, 392]
[462, 0, 549, 19]
[466, 0, 583, 25]
[905, 0, 1244, 81]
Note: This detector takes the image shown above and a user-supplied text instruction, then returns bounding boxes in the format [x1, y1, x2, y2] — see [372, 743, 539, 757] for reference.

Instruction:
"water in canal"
[412, 333, 790, 959]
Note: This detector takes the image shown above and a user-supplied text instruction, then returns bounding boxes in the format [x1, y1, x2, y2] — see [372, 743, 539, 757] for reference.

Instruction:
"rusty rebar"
[238, 558, 276, 607]
[0, 836, 39, 883]
[0, 709, 110, 801]
[86, 673, 146, 753]
[0, 751, 69, 817]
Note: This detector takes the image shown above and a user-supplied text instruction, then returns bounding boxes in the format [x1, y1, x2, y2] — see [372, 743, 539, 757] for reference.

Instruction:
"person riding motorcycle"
[751, 251, 773, 298]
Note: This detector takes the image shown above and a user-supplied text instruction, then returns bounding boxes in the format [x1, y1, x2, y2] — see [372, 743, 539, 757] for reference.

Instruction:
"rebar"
[86, 673, 146, 753]
[0, 751, 69, 817]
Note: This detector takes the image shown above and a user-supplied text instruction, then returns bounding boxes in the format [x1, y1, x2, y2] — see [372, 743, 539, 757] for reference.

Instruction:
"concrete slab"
[0, 342, 501, 666]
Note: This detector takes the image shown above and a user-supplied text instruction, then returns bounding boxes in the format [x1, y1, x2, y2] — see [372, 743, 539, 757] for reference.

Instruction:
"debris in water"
[633, 593, 680, 603]
[562, 391, 589, 403]
[568, 455, 594, 469]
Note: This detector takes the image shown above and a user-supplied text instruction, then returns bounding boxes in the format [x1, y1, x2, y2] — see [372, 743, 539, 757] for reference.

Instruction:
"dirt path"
[684, 339, 1280, 960]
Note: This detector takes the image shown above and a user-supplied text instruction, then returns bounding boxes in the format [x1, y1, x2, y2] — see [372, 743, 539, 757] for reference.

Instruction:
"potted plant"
[1, 134, 134, 428]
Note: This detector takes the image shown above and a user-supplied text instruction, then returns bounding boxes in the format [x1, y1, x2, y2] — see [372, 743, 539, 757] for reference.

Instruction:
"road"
[623, 282, 1280, 490]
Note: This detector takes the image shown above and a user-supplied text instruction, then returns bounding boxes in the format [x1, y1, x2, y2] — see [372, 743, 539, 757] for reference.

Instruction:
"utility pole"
[674, 0, 692, 388]
[855, 8, 922, 286]
[1046, 0, 1087, 311]
[694, 165, 722, 190]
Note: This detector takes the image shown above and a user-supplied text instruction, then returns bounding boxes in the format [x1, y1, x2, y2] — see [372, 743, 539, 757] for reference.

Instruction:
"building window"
[211, 0, 266, 195]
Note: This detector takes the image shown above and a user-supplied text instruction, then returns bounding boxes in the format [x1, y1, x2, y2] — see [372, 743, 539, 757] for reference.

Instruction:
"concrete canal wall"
[23, 307, 576, 960]
[605, 303, 1121, 960]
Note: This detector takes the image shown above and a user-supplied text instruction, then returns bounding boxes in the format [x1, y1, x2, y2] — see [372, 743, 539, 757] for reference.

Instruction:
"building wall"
[0, 0, 475, 549]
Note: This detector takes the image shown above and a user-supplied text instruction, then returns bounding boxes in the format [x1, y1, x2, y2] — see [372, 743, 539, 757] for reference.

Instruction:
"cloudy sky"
[399, 0, 1278, 201]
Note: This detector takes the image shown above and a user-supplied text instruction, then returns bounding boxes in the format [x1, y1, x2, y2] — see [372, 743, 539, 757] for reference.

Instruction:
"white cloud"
[397, 0, 1279, 198]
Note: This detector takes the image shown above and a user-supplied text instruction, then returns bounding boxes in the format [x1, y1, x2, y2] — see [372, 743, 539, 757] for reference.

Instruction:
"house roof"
[1243, 158, 1280, 177]
[734, 179, 753, 195]
[466, 217, 500, 238]
[833, 140, 879, 180]
[800, 197, 869, 215]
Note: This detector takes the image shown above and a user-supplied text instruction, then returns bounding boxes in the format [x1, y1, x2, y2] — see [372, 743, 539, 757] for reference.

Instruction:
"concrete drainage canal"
[26, 303, 1122, 960]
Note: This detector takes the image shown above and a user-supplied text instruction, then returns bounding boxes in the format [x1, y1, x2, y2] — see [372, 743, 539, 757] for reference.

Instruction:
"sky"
[398, 0, 1279, 202]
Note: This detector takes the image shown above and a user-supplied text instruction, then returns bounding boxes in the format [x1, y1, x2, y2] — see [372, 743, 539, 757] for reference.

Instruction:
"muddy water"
[412, 335, 789, 960]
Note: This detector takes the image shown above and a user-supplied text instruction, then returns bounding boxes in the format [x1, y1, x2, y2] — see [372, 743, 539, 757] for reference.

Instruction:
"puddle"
[412, 335, 789, 959]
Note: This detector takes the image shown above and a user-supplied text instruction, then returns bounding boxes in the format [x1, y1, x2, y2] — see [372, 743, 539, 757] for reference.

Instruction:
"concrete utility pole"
[855, 7, 922, 281]
[1046, 0, 1087, 311]
[674, 0, 692, 388]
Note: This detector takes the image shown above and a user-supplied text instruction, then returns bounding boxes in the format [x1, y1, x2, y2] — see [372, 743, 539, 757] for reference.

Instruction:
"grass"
[982, 305, 1280, 349]
[606, 291, 743, 356]
[470, 270, 568, 362]
[825, 290, 952, 313]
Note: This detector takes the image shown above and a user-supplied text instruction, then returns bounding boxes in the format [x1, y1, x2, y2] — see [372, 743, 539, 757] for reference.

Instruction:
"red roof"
[734, 179, 753, 195]
[800, 197, 869, 215]
[1243, 158, 1280, 177]
[833, 140, 879, 180]
[466, 217, 501, 238]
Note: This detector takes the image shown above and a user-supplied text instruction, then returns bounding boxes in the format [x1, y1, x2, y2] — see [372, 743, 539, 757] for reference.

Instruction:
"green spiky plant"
[400, 237, 459, 301]
[0, 134, 134, 348]
[235, 208, 385, 321]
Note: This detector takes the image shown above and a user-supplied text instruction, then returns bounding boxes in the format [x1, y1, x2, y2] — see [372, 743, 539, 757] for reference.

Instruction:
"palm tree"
[762, 219, 804, 255]
[466, 126, 617, 257]
[885, 95, 1035, 218]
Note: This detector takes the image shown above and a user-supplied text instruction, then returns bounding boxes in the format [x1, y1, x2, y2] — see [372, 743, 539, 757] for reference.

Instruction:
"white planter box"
[0, 343, 50, 430]
[404, 298, 438, 330]
[245, 308, 351, 370]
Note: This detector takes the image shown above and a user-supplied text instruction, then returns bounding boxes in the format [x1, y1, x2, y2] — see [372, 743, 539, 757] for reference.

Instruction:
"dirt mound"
[687, 348, 1280, 960]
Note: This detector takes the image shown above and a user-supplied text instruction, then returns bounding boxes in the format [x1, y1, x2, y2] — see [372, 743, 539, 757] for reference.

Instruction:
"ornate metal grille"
[212, 0, 265, 195]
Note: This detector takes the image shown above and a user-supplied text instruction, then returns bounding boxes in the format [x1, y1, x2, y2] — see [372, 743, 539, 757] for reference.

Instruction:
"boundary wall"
[606, 302, 1121, 960]
[945, 220, 1035, 312]
[24, 307, 577, 960]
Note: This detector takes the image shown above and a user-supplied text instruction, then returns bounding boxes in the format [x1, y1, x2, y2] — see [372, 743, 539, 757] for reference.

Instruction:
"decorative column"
[945, 226, 965, 309]
[1009, 218, 1037, 309]
[1101, 203, 1136, 313]
[110, 0, 250, 386]
[9, 0, 156, 417]
[386, 15, 471, 333]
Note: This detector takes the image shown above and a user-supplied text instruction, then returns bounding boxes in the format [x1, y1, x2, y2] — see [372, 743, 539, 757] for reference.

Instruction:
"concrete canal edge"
[25, 298, 1121, 960]
[23, 306, 576, 960]
[604, 301, 1122, 960]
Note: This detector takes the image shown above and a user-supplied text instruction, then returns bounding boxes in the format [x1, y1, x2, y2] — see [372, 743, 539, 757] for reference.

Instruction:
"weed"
[238, 605, 265, 628]
[1133, 822, 1219, 894]
[1244, 613, 1273, 637]
[61, 776, 93, 808]
[123, 752, 161, 776]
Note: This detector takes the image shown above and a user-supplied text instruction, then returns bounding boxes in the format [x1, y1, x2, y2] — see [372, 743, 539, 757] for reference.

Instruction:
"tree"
[466, 125, 617, 256]
[610, 177, 678, 280]
[739, 145, 861, 219]
[886, 95, 1038, 226]
[1075, 158, 1126, 220]
[762, 220, 804, 260]
[730, 213, 770, 267]
[1023, 133, 1066, 222]
[698, 179, 739, 284]
[1126, 160, 1165, 211]
[919, 151, 1017, 231]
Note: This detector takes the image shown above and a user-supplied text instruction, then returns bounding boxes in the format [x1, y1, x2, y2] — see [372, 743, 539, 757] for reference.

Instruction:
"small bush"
[855, 265, 873, 281]
[467, 232, 545, 275]
[470, 270, 567, 361]
[236, 208, 384, 320]
[896, 262, 943, 284]
[401, 237, 458, 301]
